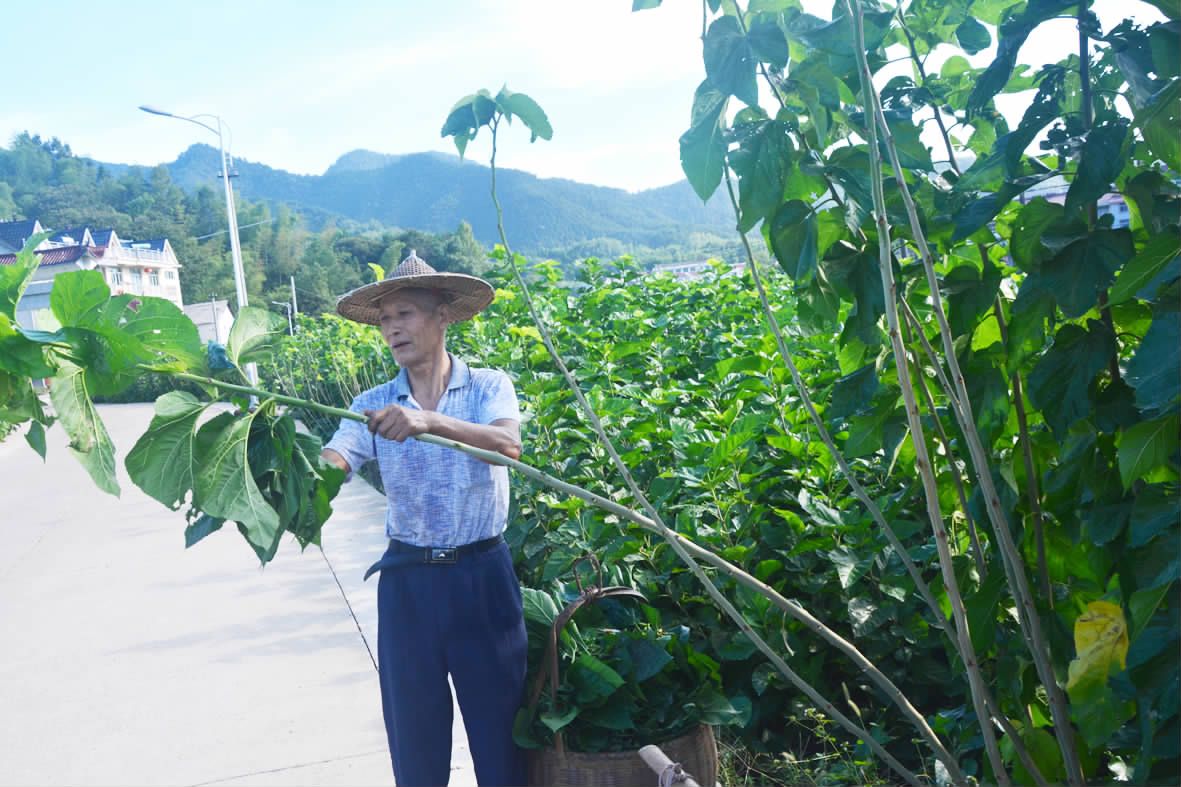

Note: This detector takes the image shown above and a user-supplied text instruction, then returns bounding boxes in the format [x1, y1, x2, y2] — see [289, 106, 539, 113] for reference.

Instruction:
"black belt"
[363, 534, 505, 580]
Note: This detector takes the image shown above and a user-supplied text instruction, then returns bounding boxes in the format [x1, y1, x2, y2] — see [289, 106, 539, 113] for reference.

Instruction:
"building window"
[109, 269, 122, 285]
[149, 271, 160, 287]
[165, 270, 175, 280]
[130, 269, 142, 286]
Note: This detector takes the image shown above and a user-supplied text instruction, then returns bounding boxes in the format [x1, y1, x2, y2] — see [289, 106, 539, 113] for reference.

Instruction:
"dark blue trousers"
[376, 539, 527, 786]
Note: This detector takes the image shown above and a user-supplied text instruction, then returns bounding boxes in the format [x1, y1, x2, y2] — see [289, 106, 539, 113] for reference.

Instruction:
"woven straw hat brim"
[336, 273, 494, 325]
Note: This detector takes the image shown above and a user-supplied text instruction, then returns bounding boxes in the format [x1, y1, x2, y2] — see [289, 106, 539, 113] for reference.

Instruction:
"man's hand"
[364, 404, 434, 443]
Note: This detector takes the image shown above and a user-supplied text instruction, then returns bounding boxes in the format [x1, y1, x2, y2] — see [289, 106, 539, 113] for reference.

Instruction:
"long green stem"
[857, 0, 1082, 776]
[899, 311, 986, 577]
[845, 1, 1009, 783]
[722, 171, 965, 783]
[991, 293, 1052, 608]
[487, 117, 921, 785]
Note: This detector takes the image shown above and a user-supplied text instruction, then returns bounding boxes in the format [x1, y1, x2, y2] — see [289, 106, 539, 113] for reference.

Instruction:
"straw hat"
[335, 250, 494, 325]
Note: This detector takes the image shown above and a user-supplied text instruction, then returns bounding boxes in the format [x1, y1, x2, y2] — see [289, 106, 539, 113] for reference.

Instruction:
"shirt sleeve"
[323, 392, 377, 476]
[479, 370, 521, 425]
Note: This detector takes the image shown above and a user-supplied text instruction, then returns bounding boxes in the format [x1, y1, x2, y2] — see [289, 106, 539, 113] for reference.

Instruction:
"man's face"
[377, 289, 448, 366]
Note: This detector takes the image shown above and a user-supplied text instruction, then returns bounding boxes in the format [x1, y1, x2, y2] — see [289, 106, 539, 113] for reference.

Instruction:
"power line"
[193, 215, 276, 238]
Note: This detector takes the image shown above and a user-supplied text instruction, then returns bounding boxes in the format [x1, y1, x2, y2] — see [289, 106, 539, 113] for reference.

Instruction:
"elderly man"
[321, 251, 526, 786]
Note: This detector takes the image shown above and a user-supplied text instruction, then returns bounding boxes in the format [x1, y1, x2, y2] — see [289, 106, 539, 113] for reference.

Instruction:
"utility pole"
[272, 301, 294, 336]
[290, 275, 298, 332]
[210, 294, 219, 343]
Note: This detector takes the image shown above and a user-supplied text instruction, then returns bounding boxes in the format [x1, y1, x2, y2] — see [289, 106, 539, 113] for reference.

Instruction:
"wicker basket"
[523, 557, 719, 786]
[527, 723, 717, 787]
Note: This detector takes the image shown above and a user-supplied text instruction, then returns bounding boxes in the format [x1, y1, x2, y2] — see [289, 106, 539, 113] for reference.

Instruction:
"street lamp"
[271, 301, 294, 336]
[139, 104, 256, 385]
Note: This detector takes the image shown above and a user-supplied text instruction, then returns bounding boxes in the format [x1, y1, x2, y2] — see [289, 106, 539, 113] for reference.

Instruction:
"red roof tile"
[0, 244, 91, 266]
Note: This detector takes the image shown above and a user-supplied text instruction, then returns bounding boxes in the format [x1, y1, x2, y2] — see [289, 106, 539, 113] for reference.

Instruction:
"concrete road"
[0, 403, 475, 786]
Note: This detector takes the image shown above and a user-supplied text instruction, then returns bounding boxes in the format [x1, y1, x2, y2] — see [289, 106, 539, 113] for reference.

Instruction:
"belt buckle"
[428, 547, 457, 564]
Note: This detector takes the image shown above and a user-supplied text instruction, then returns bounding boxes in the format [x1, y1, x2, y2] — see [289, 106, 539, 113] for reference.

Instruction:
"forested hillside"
[100, 143, 737, 253]
[0, 133, 490, 315]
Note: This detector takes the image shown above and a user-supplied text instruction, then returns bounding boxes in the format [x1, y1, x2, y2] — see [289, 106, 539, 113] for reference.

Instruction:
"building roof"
[0, 244, 91, 267]
[124, 238, 168, 252]
[47, 226, 94, 246]
[90, 229, 116, 247]
[0, 219, 44, 252]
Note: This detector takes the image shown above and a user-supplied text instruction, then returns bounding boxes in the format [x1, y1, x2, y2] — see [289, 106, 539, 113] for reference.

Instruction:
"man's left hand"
[364, 404, 433, 443]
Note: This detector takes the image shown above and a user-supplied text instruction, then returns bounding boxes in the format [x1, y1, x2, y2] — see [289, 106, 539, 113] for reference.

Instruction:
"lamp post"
[139, 104, 256, 385]
[272, 301, 294, 336]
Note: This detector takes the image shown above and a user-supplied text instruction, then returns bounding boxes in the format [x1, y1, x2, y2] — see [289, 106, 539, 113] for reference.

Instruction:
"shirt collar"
[392, 352, 470, 400]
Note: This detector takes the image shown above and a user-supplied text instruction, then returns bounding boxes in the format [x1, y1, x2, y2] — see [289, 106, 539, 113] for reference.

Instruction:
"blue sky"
[1, 1, 1164, 192]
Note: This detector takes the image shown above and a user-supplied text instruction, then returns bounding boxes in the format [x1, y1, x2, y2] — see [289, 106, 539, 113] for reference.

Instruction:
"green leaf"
[521, 587, 561, 628]
[829, 362, 877, 420]
[1142, 0, 1179, 19]
[120, 297, 205, 372]
[572, 652, 625, 703]
[1010, 198, 1064, 272]
[847, 596, 890, 636]
[632, 0, 662, 9]
[627, 638, 673, 681]
[952, 174, 1053, 242]
[125, 392, 210, 509]
[367, 262, 385, 282]
[1119, 415, 1179, 490]
[703, 16, 758, 106]
[1, 234, 46, 321]
[50, 269, 110, 328]
[679, 81, 729, 201]
[828, 545, 871, 589]
[786, 9, 894, 58]
[962, 354, 1010, 447]
[581, 702, 636, 731]
[226, 306, 287, 369]
[1135, 79, 1181, 171]
[1027, 320, 1117, 440]
[752, 663, 777, 696]
[967, 0, 1079, 116]
[1127, 310, 1181, 415]
[540, 706, 579, 733]
[747, 19, 791, 67]
[730, 120, 795, 232]
[1041, 230, 1134, 318]
[25, 420, 46, 461]
[1069, 674, 1134, 751]
[0, 314, 56, 379]
[691, 685, 742, 725]
[1065, 121, 1130, 216]
[767, 200, 818, 281]
[1129, 484, 1180, 549]
[184, 514, 225, 548]
[882, 114, 933, 172]
[439, 90, 497, 157]
[955, 17, 992, 55]
[1109, 233, 1181, 305]
[49, 360, 119, 496]
[193, 406, 281, 559]
[496, 87, 553, 143]
[965, 569, 1008, 655]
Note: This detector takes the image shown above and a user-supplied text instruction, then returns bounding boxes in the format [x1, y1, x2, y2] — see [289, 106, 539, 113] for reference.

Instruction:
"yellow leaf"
[1066, 600, 1129, 689]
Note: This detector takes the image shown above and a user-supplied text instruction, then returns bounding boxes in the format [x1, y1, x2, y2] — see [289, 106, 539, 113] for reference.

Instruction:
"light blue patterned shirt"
[324, 353, 520, 547]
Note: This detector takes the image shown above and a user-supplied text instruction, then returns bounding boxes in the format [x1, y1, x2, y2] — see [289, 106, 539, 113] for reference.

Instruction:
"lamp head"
[139, 105, 173, 117]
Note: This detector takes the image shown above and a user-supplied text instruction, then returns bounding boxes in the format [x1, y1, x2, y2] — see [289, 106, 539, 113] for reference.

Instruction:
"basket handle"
[524, 554, 647, 759]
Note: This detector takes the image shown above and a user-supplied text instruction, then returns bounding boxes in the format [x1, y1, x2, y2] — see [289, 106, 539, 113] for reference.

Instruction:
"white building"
[0, 219, 184, 330]
[183, 299, 234, 345]
[650, 259, 749, 280]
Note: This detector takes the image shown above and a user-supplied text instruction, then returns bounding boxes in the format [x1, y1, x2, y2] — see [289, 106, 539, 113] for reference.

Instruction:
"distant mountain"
[131, 144, 734, 253]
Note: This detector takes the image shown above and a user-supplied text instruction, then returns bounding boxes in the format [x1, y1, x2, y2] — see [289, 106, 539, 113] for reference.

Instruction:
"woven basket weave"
[527, 723, 717, 787]
[524, 557, 718, 786]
